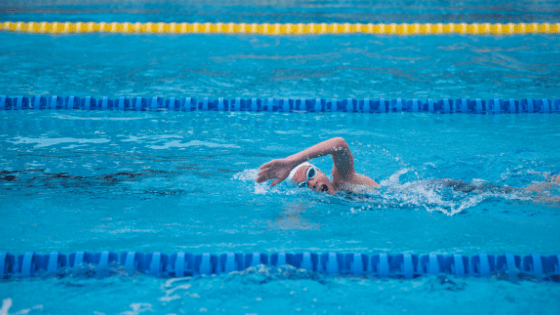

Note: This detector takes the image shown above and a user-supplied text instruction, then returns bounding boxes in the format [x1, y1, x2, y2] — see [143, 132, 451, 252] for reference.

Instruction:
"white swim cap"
[286, 162, 315, 185]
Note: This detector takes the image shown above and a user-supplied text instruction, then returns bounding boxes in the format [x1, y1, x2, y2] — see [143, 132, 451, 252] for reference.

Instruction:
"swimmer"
[256, 137, 560, 198]
[256, 137, 378, 194]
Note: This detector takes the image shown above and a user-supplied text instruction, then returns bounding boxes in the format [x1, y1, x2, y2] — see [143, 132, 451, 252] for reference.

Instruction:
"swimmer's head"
[288, 162, 335, 194]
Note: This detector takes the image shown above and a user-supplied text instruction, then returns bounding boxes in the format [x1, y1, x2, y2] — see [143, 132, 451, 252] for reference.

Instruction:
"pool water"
[1, 32, 560, 101]
[2, 0, 560, 314]
[2, 111, 560, 313]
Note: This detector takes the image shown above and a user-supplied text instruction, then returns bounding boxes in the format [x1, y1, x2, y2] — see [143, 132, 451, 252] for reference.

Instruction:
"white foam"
[119, 303, 153, 315]
[235, 166, 540, 216]
[233, 169, 258, 181]
[234, 169, 302, 195]
[147, 140, 240, 150]
[0, 298, 43, 315]
[373, 168, 537, 216]
[8, 136, 110, 148]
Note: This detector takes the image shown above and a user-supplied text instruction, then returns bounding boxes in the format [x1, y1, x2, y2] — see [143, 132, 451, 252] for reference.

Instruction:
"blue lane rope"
[1, 96, 559, 113]
[1, 251, 559, 280]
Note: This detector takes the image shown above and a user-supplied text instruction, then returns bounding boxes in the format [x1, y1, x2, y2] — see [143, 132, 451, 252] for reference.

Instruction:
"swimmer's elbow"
[332, 137, 349, 150]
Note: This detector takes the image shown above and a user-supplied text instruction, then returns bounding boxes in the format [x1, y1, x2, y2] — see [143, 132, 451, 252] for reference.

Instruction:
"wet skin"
[257, 137, 379, 194]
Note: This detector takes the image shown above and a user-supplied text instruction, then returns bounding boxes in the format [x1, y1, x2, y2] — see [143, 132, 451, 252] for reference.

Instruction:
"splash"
[233, 169, 259, 182]
[235, 168, 547, 216]
[233, 169, 296, 195]
[345, 168, 538, 216]
[0, 298, 43, 315]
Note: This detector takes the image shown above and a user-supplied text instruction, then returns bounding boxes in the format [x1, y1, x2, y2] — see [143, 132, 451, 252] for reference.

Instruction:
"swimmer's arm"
[287, 137, 379, 187]
[291, 137, 379, 188]
[522, 180, 560, 203]
[287, 137, 355, 178]
[257, 137, 355, 186]
[523, 174, 560, 192]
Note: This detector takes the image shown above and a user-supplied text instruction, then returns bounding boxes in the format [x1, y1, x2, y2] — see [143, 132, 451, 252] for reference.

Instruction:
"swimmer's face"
[292, 165, 335, 195]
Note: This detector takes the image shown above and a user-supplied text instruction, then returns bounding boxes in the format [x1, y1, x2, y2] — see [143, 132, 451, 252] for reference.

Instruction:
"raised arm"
[286, 137, 355, 178]
[256, 137, 355, 186]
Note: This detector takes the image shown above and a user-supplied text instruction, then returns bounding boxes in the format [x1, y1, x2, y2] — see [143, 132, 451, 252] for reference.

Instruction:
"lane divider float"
[1, 95, 559, 114]
[1, 22, 559, 35]
[1, 251, 559, 280]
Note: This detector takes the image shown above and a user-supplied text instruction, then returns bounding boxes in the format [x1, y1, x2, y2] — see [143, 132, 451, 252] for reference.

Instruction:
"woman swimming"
[256, 137, 560, 197]
[257, 137, 378, 194]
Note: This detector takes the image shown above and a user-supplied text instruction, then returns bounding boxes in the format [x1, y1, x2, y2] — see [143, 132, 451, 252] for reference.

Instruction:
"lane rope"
[1, 95, 559, 114]
[1, 251, 558, 280]
[1, 21, 559, 35]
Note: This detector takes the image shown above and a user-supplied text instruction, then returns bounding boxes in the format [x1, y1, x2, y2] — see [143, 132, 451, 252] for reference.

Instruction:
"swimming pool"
[2, 0, 560, 314]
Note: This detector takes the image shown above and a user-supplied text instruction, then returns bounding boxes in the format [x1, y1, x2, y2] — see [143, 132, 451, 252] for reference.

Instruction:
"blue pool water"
[2, 0, 560, 314]
[3, 0, 560, 24]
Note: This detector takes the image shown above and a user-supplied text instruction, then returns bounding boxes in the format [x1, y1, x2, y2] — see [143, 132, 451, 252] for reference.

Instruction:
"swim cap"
[286, 162, 315, 185]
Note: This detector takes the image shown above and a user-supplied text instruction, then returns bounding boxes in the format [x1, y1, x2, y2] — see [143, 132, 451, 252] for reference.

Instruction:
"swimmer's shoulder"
[333, 170, 379, 192]
[346, 172, 380, 188]
[340, 183, 374, 194]
[335, 174, 379, 194]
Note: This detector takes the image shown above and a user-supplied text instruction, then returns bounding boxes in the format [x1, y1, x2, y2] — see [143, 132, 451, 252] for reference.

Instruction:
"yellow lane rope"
[1, 22, 559, 35]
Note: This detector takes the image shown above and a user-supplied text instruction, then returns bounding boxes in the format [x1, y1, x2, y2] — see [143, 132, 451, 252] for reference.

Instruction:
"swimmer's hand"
[256, 158, 296, 187]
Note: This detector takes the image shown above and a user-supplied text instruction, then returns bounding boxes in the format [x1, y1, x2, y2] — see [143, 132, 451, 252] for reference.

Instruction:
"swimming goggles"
[298, 166, 317, 188]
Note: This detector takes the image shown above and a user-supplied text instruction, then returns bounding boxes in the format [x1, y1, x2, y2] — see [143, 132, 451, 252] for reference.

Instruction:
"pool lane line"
[1, 96, 559, 114]
[1, 22, 559, 35]
[1, 251, 559, 280]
